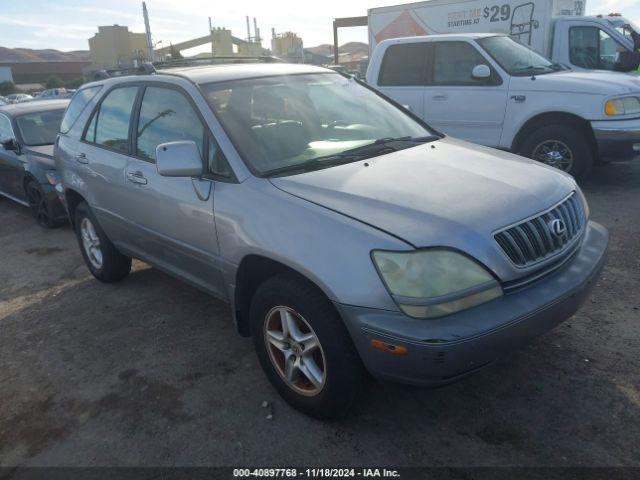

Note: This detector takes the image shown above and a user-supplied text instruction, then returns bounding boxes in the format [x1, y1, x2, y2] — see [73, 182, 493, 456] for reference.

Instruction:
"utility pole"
[142, 2, 155, 62]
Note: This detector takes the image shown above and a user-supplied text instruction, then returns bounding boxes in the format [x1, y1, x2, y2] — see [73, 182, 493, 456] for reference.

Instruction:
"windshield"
[200, 73, 436, 176]
[478, 36, 559, 75]
[16, 109, 64, 146]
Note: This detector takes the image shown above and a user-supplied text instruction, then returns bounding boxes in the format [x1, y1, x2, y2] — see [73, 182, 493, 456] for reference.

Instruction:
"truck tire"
[74, 201, 131, 283]
[250, 272, 367, 419]
[520, 124, 593, 179]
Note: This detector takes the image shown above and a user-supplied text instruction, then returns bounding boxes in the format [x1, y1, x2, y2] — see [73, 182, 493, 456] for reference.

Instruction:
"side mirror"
[615, 51, 640, 72]
[1, 138, 20, 153]
[402, 104, 413, 112]
[156, 140, 204, 178]
[471, 64, 491, 80]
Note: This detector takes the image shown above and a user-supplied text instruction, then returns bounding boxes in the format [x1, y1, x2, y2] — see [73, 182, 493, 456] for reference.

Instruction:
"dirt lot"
[0, 161, 639, 468]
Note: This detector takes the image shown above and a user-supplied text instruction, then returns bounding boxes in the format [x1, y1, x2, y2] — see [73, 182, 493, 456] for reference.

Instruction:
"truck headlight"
[605, 97, 640, 116]
[372, 249, 503, 319]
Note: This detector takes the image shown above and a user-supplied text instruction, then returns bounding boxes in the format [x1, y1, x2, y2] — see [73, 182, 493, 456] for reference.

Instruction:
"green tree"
[45, 75, 64, 88]
[0, 81, 16, 96]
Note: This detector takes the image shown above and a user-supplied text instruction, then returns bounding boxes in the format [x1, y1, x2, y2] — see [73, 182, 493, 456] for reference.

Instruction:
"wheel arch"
[511, 111, 597, 156]
[232, 254, 335, 338]
[64, 188, 87, 228]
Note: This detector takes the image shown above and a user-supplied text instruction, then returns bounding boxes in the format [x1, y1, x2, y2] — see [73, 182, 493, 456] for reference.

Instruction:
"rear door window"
[378, 43, 429, 86]
[61, 85, 102, 133]
[88, 86, 138, 153]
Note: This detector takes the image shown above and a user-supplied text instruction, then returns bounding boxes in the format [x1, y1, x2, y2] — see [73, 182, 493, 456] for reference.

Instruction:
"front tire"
[250, 272, 367, 419]
[74, 201, 131, 283]
[520, 124, 593, 179]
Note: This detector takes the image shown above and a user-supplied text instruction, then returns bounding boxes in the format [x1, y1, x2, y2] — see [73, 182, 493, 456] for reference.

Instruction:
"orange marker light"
[370, 339, 408, 356]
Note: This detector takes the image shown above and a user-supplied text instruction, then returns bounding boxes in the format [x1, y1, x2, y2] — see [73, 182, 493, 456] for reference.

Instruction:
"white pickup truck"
[368, 0, 640, 73]
[366, 33, 640, 177]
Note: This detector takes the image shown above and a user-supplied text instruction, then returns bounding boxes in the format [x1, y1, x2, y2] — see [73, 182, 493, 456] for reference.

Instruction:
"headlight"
[372, 249, 503, 319]
[605, 97, 640, 116]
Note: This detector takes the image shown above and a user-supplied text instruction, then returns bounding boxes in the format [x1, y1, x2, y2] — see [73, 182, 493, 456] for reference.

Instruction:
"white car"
[6, 93, 33, 104]
[366, 33, 640, 177]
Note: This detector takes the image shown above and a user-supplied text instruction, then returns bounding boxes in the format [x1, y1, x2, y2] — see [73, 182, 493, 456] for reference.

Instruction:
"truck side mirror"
[156, 140, 204, 178]
[471, 64, 491, 80]
[615, 51, 640, 72]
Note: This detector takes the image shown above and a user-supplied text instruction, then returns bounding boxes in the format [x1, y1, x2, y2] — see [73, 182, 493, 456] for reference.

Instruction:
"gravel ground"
[0, 161, 638, 468]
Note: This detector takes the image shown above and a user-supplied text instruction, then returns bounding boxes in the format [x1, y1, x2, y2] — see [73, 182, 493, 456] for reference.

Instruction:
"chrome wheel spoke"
[264, 306, 327, 396]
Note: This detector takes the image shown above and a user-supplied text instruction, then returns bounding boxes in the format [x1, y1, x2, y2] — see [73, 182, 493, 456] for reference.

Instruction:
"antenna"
[142, 2, 155, 62]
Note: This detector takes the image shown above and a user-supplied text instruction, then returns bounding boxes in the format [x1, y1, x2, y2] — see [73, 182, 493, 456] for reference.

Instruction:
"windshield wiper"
[512, 65, 554, 74]
[262, 135, 440, 177]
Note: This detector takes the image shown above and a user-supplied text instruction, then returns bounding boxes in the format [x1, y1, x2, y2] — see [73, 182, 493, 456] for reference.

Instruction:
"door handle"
[432, 94, 448, 101]
[126, 171, 148, 185]
[75, 152, 89, 164]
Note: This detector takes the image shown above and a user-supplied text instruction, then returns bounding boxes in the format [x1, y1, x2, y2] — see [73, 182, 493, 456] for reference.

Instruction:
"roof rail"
[153, 55, 284, 69]
[87, 56, 284, 81]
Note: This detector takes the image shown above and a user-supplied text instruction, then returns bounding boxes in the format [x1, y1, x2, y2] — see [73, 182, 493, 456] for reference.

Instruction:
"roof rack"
[88, 55, 284, 81]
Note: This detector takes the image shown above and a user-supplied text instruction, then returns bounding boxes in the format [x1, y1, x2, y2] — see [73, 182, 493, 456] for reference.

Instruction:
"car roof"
[0, 99, 69, 117]
[87, 62, 336, 89]
[379, 33, 501, 44]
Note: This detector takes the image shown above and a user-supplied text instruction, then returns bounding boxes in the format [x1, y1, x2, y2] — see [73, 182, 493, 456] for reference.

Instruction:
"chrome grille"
[494, 192, 586, 267]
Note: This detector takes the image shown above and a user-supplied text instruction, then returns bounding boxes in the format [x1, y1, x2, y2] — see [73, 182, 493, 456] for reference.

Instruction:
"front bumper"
[591, 117, 640, 160]
[335, 221, 609, 386]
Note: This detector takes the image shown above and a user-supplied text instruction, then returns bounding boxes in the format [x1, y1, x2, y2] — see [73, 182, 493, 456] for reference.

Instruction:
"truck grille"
[494, 192, 586, 267]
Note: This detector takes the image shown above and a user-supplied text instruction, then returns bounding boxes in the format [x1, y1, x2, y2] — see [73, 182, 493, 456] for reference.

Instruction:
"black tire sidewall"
[250, 273, 365, 419]
[74, 202, 131, 282]
[521, 124, 593, 178]
[26, 180, 55, 229]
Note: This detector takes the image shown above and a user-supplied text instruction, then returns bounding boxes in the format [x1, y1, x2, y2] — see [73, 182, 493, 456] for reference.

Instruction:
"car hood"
[270, 138, 575, 276]
[510, 70, 640, 95]
[24, 144, 55, 168]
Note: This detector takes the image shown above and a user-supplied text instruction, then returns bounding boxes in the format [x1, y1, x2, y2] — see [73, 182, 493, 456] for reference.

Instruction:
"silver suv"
[55, 63, 608, 419]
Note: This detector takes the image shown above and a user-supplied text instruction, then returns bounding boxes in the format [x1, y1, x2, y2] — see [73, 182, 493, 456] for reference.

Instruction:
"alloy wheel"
[26, 183, 51, 227]
[532, 139, 574, 172]
[264, 306, 327, 396]
[80, 217, 103, 270]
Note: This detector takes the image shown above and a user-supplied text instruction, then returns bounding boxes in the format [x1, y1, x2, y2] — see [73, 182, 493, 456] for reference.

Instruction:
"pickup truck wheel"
[250, 272, 366, 419]
[74, 202, 131, 283]
[521, 124, 593, 178]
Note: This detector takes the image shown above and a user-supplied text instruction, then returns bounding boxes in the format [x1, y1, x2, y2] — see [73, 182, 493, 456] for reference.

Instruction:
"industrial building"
[271, 31, 304, 63]
[88, 25, 148, 69]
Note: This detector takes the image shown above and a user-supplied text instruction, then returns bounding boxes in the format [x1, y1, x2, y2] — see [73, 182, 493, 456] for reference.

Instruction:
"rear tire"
[250, 272, 367, 419]
[25, 180, 58, 229]
[74, 201, 131, 283]
[520, 124, 593, 179]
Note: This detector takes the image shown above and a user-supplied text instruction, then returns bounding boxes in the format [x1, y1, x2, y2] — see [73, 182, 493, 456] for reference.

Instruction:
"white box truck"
[368, 0, 640, 72]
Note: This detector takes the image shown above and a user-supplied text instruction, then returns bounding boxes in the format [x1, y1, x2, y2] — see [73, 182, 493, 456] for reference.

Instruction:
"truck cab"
[366, 33, 640, 178]
[552, 15, 640, 72]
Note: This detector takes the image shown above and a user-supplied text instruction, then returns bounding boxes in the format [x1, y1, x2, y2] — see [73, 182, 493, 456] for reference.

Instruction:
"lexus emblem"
[549, 218, 567, 237]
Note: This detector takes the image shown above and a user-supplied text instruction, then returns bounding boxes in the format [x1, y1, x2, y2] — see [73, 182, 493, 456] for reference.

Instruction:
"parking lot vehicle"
[6, 93, 33, 104]
[368, 0, 640, 73]
[367, 33, 640, 178]
[37, 88, 73, 100]
[0, 99, 69, 227]
[56, 63, 608, 418]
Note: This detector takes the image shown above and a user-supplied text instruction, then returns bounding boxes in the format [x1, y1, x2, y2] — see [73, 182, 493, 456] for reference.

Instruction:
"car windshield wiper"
[512, 65, 554, 74]
[261, 135, 440, 178]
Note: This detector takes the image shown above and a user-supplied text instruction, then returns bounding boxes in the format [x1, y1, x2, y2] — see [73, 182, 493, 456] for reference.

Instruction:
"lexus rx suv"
[55, 63, 608, 418]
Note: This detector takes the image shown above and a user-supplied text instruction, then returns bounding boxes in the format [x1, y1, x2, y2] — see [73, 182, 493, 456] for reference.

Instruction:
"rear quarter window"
[60, 85, 102, 134]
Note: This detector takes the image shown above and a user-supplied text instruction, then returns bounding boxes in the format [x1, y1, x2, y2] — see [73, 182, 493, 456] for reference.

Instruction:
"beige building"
[271, 32, 303, 62]
[88, 25, 148, 69]
[211, 28, 233, 56]
[237, 41, 263, 57]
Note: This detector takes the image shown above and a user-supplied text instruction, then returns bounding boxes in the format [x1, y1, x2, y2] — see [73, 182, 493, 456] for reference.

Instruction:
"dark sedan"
[0, 99, 69, 228]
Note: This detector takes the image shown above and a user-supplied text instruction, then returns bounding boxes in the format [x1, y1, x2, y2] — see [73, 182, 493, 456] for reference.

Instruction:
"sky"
[0, 0, 639, 52]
